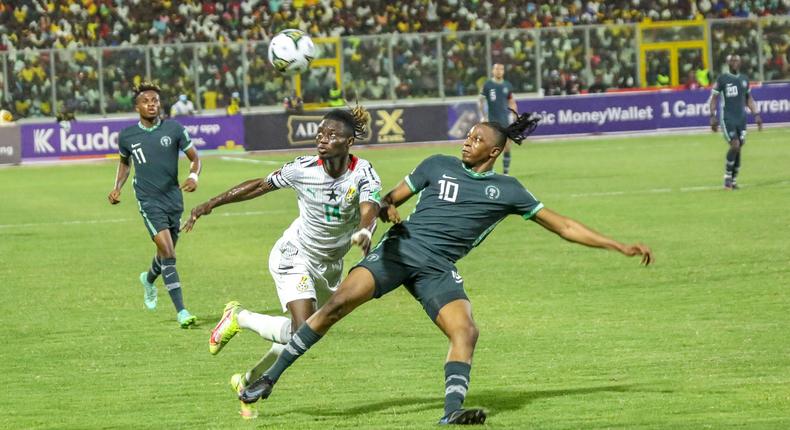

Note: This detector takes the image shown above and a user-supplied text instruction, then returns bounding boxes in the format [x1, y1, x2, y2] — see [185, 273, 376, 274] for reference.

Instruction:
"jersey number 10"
[438, 179, 459, 202]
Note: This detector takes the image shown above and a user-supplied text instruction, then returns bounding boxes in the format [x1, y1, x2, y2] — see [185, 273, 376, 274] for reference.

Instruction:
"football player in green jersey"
[238, 113, 653, 424]
[479, 63, 518, 175]
[709, 54, 763, 190]
[108, 82, 202, 328]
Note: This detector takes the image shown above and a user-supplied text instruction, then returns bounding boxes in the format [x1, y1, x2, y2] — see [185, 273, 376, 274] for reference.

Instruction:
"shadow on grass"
[299, 384, 646, 418]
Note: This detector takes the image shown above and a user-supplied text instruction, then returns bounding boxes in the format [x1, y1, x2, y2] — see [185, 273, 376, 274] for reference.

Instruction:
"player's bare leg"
[240, 268, 376, 403]
[152, 229, 195, 327]
[434, 299, 486, 425]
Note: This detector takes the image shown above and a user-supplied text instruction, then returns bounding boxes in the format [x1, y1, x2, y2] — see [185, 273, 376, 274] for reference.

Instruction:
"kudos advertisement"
[21, 115, 245, 161]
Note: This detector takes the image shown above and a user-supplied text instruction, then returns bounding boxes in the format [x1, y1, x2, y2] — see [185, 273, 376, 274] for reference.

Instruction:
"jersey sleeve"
[266, 159, 298, 190]
[118, 131, 130, 159]
[506, 82, 514, 99]
[404, 155, 440, 193]
[711, 76, 723, 95]
[357, 161, 382, 205]
[177, 124, 194, 152]
[480, 81, 489, 97]
[511, 183, 544, 220]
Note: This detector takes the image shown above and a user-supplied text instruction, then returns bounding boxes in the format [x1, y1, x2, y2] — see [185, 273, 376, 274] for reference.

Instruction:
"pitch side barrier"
[15, 114, 244, 164]
[244, 83, 790, 152]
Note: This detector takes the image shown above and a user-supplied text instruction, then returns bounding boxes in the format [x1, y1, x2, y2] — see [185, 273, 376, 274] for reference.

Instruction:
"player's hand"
[182, 202, 213, 232]
[108, 188, 121, 205]
[378, 204, 401, 223]
[181, 178, 198, 192]
[621, 243, 653, 266]
[351, 228, 372, 256]
[709, 116, 719, 132]
[755, 114, 763, 131]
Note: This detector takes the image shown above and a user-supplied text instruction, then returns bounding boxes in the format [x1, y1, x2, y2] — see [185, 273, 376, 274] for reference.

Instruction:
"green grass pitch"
[1, 128, 789, 429]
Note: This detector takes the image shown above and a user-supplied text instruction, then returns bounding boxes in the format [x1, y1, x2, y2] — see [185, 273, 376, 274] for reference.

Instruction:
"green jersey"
[388, 155, 543, 269]
[118, 119, 193, 212]
[481, 79, 513, 127]
[712, 72, 750, 126]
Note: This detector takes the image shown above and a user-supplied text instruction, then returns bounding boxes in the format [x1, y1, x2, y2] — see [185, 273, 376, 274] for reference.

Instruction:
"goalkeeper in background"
[479, 63, 518, 175]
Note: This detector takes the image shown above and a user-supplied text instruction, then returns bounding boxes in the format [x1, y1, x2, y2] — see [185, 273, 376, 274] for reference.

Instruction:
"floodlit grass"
[1, 128, 789, 429]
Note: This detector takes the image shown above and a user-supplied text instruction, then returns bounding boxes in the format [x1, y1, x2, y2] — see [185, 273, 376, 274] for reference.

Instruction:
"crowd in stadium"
[0, 1, 788, 118]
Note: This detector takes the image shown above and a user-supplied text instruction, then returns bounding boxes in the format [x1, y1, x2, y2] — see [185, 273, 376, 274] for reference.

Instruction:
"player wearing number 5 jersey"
[239, 112, 654, 425]
[108, 81, 202, 328]
[183, 106, 381, 420]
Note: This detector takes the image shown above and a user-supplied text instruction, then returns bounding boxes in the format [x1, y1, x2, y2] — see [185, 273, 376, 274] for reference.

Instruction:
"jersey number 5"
[132, 147, 147, 164]
[438, 179, 459, 202]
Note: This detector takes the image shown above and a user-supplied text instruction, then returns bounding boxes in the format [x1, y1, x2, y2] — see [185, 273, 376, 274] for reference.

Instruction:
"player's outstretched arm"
[747, 94, 763, 131]
[378, 180, 414, 223]
[532, 207, 653, 266]
[182, 178, 273, 232]
[180, 146, 201, 192]
[108, 157, 131, 205]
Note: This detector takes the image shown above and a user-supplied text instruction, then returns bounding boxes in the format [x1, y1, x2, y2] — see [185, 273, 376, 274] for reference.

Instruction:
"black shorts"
[137, 201, 181, 240]
[721, 119, 747, 144]
[354, 244, 468, 321]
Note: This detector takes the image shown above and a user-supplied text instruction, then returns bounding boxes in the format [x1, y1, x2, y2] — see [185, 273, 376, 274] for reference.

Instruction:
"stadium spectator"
[227, 91, 242, 115]
[171, 94, 197, 117]
[588, 73, 608, 93]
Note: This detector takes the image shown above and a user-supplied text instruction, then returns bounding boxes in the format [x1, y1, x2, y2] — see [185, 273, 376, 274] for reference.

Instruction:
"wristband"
[188, 172, 199, 182]
[352, 228, 372, 243]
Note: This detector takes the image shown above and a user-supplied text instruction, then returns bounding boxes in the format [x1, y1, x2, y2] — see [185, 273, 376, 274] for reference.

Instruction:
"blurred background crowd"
[0, 0, 788, 119]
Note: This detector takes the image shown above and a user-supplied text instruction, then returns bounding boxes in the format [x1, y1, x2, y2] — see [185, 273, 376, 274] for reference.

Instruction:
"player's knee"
[451, 322, 479, 346]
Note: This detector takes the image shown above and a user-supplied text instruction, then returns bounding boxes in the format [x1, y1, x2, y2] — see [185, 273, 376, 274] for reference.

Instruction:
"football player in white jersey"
[183, 106, 381, 419]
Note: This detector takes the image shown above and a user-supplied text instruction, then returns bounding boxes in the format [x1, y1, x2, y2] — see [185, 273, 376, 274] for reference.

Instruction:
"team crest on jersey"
[366, 253, 380, 262]
[296, 275, 310, 292]
[344, 185, 357, 204]
[160, 136, 172, 147]
[485, 185, 501, 200]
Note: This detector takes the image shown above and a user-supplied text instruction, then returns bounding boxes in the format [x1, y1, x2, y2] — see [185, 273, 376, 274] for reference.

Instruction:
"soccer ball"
[268, 29, 316, 75]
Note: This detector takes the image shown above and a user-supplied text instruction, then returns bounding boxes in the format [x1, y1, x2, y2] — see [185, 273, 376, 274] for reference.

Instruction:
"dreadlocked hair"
[486, 110, 541, 147]
[323, 103, 369, 139]
[133, 81, 161, 100]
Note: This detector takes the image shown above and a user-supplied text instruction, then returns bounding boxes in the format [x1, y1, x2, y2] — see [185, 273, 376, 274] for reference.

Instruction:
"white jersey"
[266, 155, 382, 261]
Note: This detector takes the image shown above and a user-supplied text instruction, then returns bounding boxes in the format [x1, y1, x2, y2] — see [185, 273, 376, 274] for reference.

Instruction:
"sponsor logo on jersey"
[451, 270, 463, 283]
[366, 253, 380, 262]
[160, 136, 172, 147]
[485, 185, 500, 200]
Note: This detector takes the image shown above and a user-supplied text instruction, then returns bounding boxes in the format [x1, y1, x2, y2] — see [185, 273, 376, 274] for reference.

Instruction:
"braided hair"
[485, 110, 541, 148]
[323, 104, 369, 139]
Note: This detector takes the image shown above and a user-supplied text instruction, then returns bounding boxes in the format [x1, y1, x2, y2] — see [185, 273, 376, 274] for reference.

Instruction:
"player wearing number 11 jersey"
[108, 82, 201, 328]
[239, 112, 654, 425]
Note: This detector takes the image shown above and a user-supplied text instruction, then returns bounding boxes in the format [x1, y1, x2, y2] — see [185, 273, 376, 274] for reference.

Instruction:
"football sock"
[238, 310, 292, 343]
[160, 257, 184, 312]
[444, 361, 471, 416]
[264, 323, 322, 382]
[724, 148, 737, 180]
[733, 151, 741, 182]
[502, 151, 511, 174]
[247, 343, 286, 383]
[146, 255, 162, 284]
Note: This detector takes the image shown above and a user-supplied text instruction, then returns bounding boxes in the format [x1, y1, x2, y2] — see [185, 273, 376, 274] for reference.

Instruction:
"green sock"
[444, 361, 471, 416]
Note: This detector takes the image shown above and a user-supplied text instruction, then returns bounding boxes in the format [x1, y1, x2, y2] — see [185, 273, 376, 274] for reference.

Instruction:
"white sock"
[237, 310, 292, 343]
[247, 343, 286, 383]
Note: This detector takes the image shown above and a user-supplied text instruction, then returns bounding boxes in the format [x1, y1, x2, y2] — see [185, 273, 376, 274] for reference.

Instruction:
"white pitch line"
[220, 156, 281, 165]
[0, 209, 289, 230]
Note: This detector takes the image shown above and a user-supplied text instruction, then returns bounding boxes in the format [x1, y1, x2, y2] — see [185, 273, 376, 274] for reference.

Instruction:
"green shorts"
[354, 242, 468, 321]
[137, 200, 181, 240]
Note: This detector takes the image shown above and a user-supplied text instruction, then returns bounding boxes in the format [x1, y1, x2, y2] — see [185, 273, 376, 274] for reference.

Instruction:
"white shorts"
[268, 235, 343, 312]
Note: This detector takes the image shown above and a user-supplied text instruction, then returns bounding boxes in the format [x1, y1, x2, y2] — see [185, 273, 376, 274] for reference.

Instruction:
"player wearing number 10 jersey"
[239, 112, 654, 425]
[108, 82, 202, 328]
